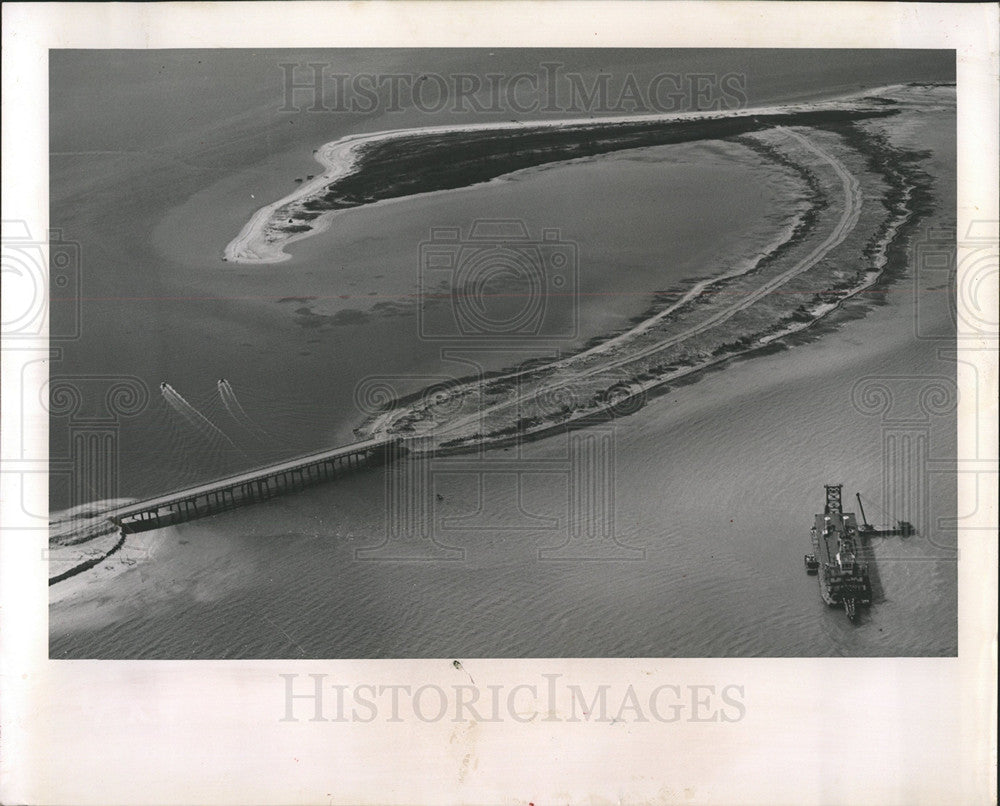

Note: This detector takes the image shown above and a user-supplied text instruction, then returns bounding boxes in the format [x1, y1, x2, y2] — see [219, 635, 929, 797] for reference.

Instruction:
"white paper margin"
[2, 3, 997, 804]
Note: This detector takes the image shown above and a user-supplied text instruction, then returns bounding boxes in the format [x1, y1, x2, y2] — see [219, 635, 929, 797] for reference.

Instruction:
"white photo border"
[2, 3, 996, 805]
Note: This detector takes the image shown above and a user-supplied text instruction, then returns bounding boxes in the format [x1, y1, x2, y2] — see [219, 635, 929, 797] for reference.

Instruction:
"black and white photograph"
[2, 3, 996, 805]
[44, 48, 962, 659]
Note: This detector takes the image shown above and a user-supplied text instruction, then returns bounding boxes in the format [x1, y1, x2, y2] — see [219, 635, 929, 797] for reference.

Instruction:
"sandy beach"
[223, 90, 904, 265]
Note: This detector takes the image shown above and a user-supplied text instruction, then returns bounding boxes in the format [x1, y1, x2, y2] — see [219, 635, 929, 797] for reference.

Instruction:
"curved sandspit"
[224, 89, 907, 265]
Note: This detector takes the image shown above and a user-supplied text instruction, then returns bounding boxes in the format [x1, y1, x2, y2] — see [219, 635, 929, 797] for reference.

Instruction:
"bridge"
[51, 416, 634, 585]
[104, 436, 399, 534]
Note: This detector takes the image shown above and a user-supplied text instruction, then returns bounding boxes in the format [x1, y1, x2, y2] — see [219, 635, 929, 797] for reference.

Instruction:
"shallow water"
[49, 52, 957, 657]
[52, 134, 792, 503]
[49, 271, 958, 657]
[50, 175, 959, 658]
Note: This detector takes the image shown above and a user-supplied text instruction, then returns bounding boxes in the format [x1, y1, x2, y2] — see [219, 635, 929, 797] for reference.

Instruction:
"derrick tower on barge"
[804, 484, 873, 622]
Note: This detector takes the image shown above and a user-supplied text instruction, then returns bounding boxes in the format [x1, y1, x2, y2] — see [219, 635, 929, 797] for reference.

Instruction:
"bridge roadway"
[105, 435, 397, 533]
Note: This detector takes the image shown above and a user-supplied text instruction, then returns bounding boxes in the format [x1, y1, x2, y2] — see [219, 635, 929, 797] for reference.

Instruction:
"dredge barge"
[804, 484, 873, 622]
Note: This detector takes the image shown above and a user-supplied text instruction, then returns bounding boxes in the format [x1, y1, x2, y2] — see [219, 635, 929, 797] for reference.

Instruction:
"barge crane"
[856, 492, 877, 535]
[804, 484, 873, 622]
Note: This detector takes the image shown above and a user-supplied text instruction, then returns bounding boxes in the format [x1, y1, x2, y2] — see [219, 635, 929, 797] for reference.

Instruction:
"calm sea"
[49, 50, 956, 657]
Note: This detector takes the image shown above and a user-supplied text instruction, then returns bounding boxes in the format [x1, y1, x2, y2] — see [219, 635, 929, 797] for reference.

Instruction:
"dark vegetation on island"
[356, 114, 943, 451]
[295, 108, 899, 221]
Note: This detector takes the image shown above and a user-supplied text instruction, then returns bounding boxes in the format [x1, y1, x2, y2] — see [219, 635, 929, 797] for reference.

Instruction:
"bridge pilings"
[117, 439, 403, 534]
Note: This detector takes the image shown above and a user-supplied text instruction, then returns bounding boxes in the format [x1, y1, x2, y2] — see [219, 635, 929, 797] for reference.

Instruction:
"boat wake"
[217, 378, 273, 443]
[161, 382, 241, 453]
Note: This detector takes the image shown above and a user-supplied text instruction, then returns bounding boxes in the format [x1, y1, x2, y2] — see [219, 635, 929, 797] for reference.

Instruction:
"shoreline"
[223, 87, 914, 265]
[51, 85, 949, 576]
[378, 118, 933, 460]
[47, 500, 138, 585]
[356, 122, 870, 445]
[49, 533, 126, 586]
[349, 88, 946, 452]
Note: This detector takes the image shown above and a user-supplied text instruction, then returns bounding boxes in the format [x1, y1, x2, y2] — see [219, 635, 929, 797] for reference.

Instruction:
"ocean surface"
[49, 50, 956, 657]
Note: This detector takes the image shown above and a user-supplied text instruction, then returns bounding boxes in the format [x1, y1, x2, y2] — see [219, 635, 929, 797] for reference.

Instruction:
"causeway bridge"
[104, 436, 399, 534]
